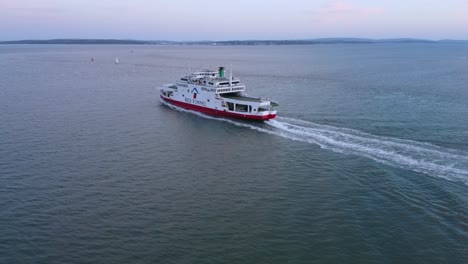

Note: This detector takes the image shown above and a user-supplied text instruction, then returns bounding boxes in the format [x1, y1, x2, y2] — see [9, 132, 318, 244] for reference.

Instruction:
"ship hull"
[161, 96, 276, 121]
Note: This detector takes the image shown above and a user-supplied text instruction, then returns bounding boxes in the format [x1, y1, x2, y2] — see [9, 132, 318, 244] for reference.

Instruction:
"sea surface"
[1, 44, 468, 263]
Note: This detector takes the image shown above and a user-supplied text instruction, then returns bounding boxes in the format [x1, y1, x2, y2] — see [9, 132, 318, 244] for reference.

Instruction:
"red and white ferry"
[160, 67, 278, 121]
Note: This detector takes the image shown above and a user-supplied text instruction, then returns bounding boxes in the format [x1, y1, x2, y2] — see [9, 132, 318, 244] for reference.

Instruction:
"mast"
[229, 65, 232, 86]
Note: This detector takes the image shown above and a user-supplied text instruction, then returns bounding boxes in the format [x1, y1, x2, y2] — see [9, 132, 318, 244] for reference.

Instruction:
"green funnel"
[219, 67, 225, 78]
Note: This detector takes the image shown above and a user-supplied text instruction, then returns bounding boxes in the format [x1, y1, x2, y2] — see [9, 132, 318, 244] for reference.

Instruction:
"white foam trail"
[161, 101, 468, 185]
[268, 117, 468, 185]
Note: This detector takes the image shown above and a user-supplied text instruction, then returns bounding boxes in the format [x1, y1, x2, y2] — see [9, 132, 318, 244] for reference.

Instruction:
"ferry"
[159, 67, 278, 121]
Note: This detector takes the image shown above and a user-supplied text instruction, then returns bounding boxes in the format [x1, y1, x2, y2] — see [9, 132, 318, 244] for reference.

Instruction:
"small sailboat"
[115, 57, 119, 64]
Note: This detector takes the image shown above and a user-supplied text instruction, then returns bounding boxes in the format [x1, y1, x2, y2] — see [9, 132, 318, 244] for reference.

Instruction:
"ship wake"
[268, 117, 468, 185]
[161, 101, 468, 185]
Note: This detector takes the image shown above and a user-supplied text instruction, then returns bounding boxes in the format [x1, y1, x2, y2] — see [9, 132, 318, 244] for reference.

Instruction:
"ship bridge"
[176, 67, 246, 94]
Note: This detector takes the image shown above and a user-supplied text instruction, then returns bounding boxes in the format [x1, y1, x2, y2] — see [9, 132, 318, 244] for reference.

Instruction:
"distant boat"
[115, 57, 119, 64]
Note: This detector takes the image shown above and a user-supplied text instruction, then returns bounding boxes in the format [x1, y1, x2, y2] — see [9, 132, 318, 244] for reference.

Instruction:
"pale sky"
[1, 0, 467, 41]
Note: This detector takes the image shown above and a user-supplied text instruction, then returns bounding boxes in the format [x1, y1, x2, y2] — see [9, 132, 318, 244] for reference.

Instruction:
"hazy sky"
[1, 0, 467, 40]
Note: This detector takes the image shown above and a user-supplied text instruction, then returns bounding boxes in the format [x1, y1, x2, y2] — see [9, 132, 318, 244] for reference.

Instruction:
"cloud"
[2, 7, 65, 13]
[314, 1, 384, 25]
[454, 1, 468, 23]
[0, 7, 67, 22]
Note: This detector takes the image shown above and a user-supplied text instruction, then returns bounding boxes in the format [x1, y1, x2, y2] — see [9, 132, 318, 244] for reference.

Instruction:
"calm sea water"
[1, 44, 467, 263]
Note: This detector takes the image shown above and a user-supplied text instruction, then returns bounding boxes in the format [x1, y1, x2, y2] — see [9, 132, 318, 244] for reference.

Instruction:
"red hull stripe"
[161, 96, 276, 121]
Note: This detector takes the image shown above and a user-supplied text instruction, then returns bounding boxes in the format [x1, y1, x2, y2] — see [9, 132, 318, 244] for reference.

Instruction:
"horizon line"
[1, 37, 468, 43]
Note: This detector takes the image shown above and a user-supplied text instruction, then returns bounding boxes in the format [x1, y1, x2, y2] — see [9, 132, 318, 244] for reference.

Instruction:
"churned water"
[1, 44, 468, 263]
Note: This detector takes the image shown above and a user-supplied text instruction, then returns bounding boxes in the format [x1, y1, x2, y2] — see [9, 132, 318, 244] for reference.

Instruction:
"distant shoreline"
[1, 38, 467, 45]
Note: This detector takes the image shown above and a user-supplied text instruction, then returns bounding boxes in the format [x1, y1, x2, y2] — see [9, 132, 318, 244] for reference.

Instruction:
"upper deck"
[175, 67, 246, 94]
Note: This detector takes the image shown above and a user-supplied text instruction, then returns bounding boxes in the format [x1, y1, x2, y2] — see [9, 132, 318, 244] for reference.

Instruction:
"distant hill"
[0, 39, 174, 45]
[375, 38, 435, 43]
[438, 39, 468, 44]
[0, 38, 466, 45]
